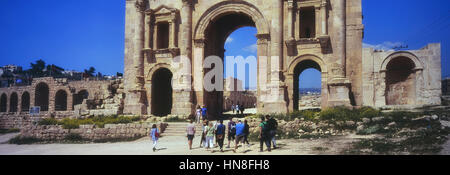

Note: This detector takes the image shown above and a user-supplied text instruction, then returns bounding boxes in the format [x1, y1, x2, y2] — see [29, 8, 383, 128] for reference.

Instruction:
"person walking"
[266, 115, 278, 149]
[235, 104, 239, 116]
[259, 116, 271, 152]
[196, 105, 202, 124]
[231, 104, 235, 114]
[233, 120, 247, 153]
[240, 104, 245, 115]
[215, 120, 226, 152]
[201, 105, 208, 121]
[205, 122, 215, 150]
[227, 119, 236, 148]
[186, 120, 196, 150]
[150, 124, 160, 152]
[243, 120, 250, 146]
[200, 120, 208, 148]
[214, 120, 219, 147]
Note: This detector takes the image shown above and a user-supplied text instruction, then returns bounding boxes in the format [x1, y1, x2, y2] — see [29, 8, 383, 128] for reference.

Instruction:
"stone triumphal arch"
[122, 0, 442, 118]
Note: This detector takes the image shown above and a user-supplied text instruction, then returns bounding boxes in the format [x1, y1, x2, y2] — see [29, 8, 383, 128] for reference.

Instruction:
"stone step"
[162, 122, 204, 136]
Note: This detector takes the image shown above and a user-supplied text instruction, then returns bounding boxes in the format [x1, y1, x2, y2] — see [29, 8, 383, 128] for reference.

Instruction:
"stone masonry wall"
[20, 123, 168, 141]
[0, 114, 44, 129]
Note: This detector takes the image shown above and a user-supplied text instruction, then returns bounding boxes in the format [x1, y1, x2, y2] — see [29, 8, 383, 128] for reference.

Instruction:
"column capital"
[256, 33, 270, 45]
[135, 0, 148, 13]
[194, 38, 206, 48]
[321, 0, 328, 7]
[182, 0, 195, 7]
[287, 0, 295, 10]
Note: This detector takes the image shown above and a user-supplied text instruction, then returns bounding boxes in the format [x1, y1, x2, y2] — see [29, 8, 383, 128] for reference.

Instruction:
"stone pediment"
[153, 5, 178, 16]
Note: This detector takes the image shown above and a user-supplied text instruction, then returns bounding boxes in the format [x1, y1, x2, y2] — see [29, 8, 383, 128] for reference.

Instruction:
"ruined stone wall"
[223, 91, 257, 111]
[0, 77, 124, 118]
[362, 43, 442, 108]
[19, 123, 168, 141]
[0, 114, 43, 129]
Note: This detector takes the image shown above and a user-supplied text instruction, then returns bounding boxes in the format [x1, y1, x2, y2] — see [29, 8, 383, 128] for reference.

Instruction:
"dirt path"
[0, 134, 367, 155]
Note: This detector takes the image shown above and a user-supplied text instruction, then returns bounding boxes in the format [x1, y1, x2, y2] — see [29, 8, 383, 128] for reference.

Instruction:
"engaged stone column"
[320, 0, 328, 36]
[172, 0, 195, 116]
[265, 0, 287, 113]
[169, 19, 176, 48]
[181, 0, 193, 62]
[334, 0, 346, 74]
[327, 0, 351, 107]
[287, 0, 295, 40]
[123, 0, 147, 115]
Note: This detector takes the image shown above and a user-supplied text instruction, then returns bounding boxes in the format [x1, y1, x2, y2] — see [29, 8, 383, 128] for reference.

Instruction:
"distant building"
[62, 70, 83, 80]
[1, 64, 22, 73]
[224, 77, 244, 91]
[223, 77, 257, 110]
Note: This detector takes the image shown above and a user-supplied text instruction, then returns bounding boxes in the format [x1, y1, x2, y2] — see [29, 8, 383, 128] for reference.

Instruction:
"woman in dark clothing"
[243, 120, 250, 145]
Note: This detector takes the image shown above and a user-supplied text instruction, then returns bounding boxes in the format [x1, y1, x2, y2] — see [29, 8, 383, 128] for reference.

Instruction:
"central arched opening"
[293, 60, 322, 111]
[9, 92, 18, 113]
[203, 13, 257, 119]
[151, 68, 173, 116]
[35, 82, 49, 111]
[223, 27, 258, 114]
[385, 56, 416, 105]
[55, 90, 68, 111]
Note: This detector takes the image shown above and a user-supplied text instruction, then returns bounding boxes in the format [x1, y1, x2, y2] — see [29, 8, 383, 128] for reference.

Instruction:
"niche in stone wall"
[299, 6, 316, 39]
[385, 57, 416, 105]
[146, 5, 180, 59]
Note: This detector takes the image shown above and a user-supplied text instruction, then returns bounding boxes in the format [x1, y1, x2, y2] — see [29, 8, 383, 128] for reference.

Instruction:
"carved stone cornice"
[182, 0, 195, 7]
[135, 0, 148, 13]
[287, 0, 295, 10]
[256, 33, 270, 45]
[194, 38, 206, 48]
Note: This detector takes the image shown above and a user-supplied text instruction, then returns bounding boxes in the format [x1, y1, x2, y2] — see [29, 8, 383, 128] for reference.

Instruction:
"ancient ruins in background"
[0, 0, 442, 124]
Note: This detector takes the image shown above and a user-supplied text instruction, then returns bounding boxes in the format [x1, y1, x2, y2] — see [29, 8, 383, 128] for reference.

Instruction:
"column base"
[327, 78, 352, 107]
[123, 91, 147, 115]
[172, 90, 194, 117]
[260, 101, 288, 114]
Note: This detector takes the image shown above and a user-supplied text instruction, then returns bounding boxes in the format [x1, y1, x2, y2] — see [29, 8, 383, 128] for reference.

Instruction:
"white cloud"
[242, 44, 257, 53]
[363, 41, 404, 51]
[225, 37, 233, 44]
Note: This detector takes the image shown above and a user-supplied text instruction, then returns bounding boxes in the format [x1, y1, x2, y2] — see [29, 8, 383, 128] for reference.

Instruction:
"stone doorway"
[293, 60, 323, 111]
[9, 92, 18, 113]
[35, 82, 49, 111]
[21, 92, 30, 112]
[55, 90, 68, 111]
[151, 68, 173, 116]
[203, 13, 257, 119]
[0, 93, 6, 112]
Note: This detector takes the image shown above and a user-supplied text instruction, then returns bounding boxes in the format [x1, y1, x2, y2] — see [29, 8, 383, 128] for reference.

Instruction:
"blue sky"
[0, 0, 449, 89]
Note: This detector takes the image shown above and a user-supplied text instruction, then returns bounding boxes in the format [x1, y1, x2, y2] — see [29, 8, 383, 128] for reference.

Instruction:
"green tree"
[45, 64, 64, 77]
[84, 67, 96, 77]
[30, 59, 46, 77]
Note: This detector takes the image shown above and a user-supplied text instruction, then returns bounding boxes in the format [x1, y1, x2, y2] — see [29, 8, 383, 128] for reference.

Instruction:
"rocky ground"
[1, 107, 449, 155]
